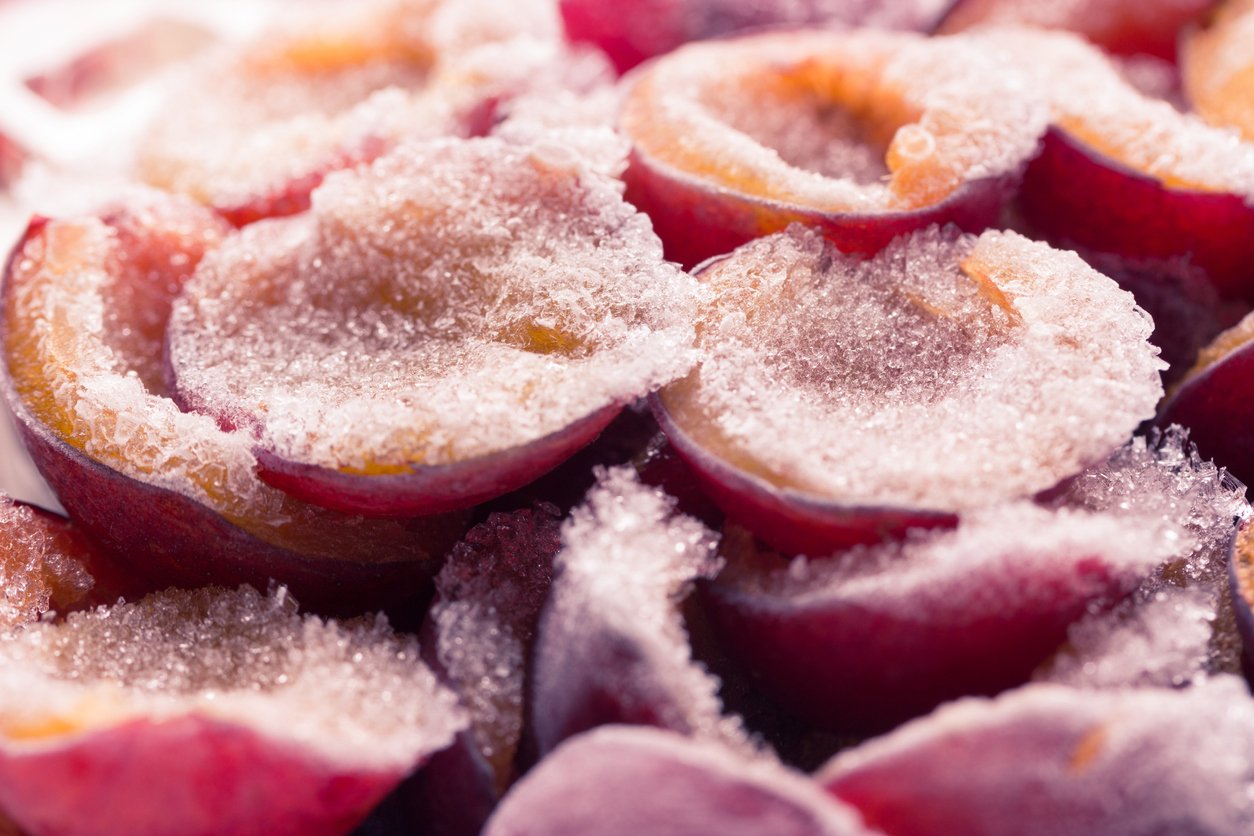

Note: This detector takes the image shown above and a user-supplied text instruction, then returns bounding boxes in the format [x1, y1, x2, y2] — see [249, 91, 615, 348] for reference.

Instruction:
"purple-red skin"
[1157, 344, 1254, 487]
[560, 0, 952, 75]
[254, 403, 623, 517]
[624, 149, 1021, 270]
[1018, 125, 1254, 302]
[701, 545, 1140, 733]
[484, 725, 877, 836]
[0, 716, 406, 836]
[10, 412, 456, 617]
[651, 393, 956, 556]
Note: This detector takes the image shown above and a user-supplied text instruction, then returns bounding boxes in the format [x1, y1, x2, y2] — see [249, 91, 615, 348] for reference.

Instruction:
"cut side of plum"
[0, 584, 465, 836]
[166, 137, 700, 517]
[1, 198, 465, 613]
[995, 27, 1254, 301]
[409, 502, 563, 836]
[655, 226, 1162, 555]
[705, 499, 1176, 733]
[937, 0, 1218, 60]
[559, 0, 951, 74]
[818, 677, 1254, 835]
[1158, 311, 1254, 486]
[136, 0, 571, 225]
[530, 467, 753, 757]
[485, 725, 878, 836]
[1183, 0, 1254, 139]
[1230, 524, 1254, 671]
[619, 29, 1045, 267]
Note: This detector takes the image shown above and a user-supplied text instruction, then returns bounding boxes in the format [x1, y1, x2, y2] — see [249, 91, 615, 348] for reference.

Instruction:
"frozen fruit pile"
[4, 0, 1254, 834]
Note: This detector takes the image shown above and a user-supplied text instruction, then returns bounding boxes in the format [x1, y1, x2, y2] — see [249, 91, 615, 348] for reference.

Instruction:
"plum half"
[619, 29, 1045, 267]
[485, 726, 879, 836]
[0, 584, 465, 836]
[0, 196, 464, 613]
[818, 677, 1254, 835]
[654, 226, 1162, 555]
[165, 137, 700, 517]
[136, 0, 571, 225]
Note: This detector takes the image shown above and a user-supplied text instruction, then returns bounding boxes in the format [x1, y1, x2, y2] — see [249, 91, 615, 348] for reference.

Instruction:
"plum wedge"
[0, 494, 103, 627]
[818, 678, 1254, 835]
[619, 29, 1045, 267]
[654, 226, 1162, 555]
[166, 137, 700, 517]
[530, 468, 752, 756]
[1, 196, 464, 612]
[0, 585, 465, 836]
[485, 726, 880, 836]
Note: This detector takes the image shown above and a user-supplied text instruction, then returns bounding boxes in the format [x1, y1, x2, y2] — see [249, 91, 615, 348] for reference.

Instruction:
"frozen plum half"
[166, 137, 700, 517]
[619, 29, 1045, 267]
[818, 678, 1254, 835]
[654, 226, 1162, 555]
[530, 467, 752, 757]
[0, 585, 465, 836]
[136, 0, 568, 226]
[997, 27, 1254, 301]
[485, 726, 878, 836]
[1, 197, 464, 612]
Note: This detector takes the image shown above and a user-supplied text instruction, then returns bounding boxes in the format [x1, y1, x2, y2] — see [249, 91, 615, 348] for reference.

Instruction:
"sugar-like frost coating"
[621, 29, 1047, 212]
[0, 497, 94, 629]
[532, 467, 752, 754]
[168, 137, 699, 480]
[0, 585, 464, 770]
[660, 226, 1162, 513]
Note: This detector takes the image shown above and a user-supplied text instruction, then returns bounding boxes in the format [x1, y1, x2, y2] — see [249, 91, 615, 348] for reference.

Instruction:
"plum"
[559, 0, 951, 74]
[937, 0, 1218, 59]
[0, 585, 465, 836]
[485, 726, 880, 836]
[619, 29, 1044, 267]
[654, 226, 1162, 555]
[987, 27, 1254, 301]
[1230, 524, 1254, 672]
[818, 678, 1254, 835]
[1158, 310, 1254, 486]
[1183, 0, 1254, 139]
[530, 467, 753, 757]
[136, 0, 593, 226]
[408, 502, 563, 836]
[166, 137, 700, 517]
[0, 494, 100, 627]
[1, 197, 464, 614]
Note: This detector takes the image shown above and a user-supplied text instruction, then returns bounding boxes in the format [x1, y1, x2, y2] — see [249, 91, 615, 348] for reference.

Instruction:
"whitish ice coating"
[661, 226, 1163, 511]
[168, 136, 700, 473]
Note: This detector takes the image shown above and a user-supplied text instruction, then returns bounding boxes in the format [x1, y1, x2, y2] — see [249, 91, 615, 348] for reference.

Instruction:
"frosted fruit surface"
[167, 137, 699, 475]
[1184, 0, 1254, 140]
[1038, 428, 1250, 687]
[0, 497, 94, 629]
[621, 29, 1047, 212]
[0, 585, 463, 768]
[660, 226, 1162, 512]
[533, 467, 751, 752]
[1, 200, 452, 560]
[431, 502, 562, 785]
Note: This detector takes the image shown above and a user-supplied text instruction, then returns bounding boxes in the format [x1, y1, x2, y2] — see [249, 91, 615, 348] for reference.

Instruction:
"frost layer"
[168, 137, 699, 473]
